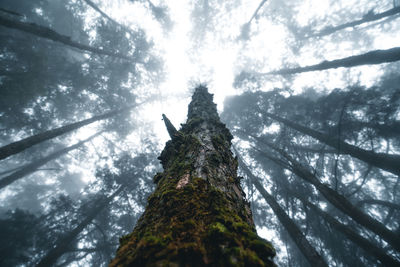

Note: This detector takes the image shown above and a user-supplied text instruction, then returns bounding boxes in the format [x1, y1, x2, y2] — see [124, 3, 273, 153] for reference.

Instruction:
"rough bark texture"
[37, 186, 123, 267]
[236, 153, 328, 267]
[0, 105, 137, 160]
[264, 47, 400, 75]
[0, 15, 131, 60]
[110, 86, 275, 266]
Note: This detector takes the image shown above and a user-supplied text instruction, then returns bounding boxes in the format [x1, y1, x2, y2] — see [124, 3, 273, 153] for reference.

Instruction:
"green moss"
[209, 222, 228, 234]
[153, 172, 163, 184]
[119, 233, 133, 247]
[249, 239, 276, 262]
[111, 117, 275, 266]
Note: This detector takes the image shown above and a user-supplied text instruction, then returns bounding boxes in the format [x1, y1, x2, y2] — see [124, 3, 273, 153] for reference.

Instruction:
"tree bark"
[254, 143, 400, 252]
[0, 15, 131, 60]
[236, 152, 328, 267]
[264, 112, 400, 176]
[0, 132, 101, 190]
[110, 86, 275, 266]
[312, 7, 400, 38]
[263, 47, 400, 75]
[36, 186, 123, 267]
[162, 113, 179, 138]
[0, 104, 138, 160]
[292, 192, 400, 266]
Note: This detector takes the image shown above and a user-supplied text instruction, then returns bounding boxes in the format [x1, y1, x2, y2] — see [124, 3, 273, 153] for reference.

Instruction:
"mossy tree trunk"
[110, 86, 275, 266]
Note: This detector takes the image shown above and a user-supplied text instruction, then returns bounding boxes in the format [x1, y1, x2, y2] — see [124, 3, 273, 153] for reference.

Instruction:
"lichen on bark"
[110, 86, 275, 266]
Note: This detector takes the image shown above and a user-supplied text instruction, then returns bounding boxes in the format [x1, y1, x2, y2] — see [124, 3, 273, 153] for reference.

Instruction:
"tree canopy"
[0, 0, 399, 266]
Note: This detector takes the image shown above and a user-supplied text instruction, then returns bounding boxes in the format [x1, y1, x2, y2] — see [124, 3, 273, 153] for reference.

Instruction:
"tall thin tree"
[36, 186, 124, 267]
[0, 104, 140, 160]
[253, 141, 400, 252]
[264, 112, 400, 176]
[262, 47, 400, 75]
[0, 132, 102, 190]
[236, 151, 328, 267]
[0, 15, 131, 60]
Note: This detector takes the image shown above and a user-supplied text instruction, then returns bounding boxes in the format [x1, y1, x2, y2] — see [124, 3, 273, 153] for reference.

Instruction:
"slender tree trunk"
[0, 132, 101, 190]
[357, 199, 400, 210]
[236, 129, 340, 155]
[292, 192, 400, 266]
[264, 112, 400, 176]
[263, 47, 400, 75]
[0, 104, 138, 160]
[328, 120, 400, 139]
[254, 143, 400, 252]
[0, 15, 131, 60]
[82, 0, 135, 36]
[312, 7, 400, 38]
[110, 86, 275, 266]
[248, 0, 268, 24]
[239, 0, 268, 40]
[236, 152, 328, 267]
[0, 7, 23, 17]
[36, 186, 124, 267]
[0, 165, 23, 176]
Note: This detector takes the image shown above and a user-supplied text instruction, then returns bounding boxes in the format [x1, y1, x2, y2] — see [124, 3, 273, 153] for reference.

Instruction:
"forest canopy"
[0, 0, 399, 266]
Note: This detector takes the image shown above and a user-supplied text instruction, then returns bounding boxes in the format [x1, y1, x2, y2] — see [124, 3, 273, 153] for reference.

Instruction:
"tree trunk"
[36, 186, 123, 267]
[264, 112, 400, 176]
[110, 86, 275, 266]
[357, 199, 400, 210]
[248, 0, 268, 24]
[292, 192, 400, 266]
[82, 0, 135, 36]
[236, 152, 328, 267]
[263, 47, 400, 75]
[312, 7, 400, 38]
[0, 132, 101, 190]
[254, 143, 400, 252]
[0, 104, 138, 160]
[0, 15, 131, 60]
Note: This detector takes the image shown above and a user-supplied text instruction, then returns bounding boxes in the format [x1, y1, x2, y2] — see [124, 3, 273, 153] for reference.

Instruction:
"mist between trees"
[0, 0, 400, 266]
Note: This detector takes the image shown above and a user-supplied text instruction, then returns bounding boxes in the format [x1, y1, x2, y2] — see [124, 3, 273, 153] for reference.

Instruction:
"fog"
[0, 0, 399, 266]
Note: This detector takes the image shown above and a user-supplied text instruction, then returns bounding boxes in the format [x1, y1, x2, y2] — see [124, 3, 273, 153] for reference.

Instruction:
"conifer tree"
[110, 86, 276, 266]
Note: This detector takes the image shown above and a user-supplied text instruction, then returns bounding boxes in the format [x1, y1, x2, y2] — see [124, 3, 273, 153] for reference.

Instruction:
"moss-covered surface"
[110, 86, 275, 266]
[110, 176, 275, 266]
